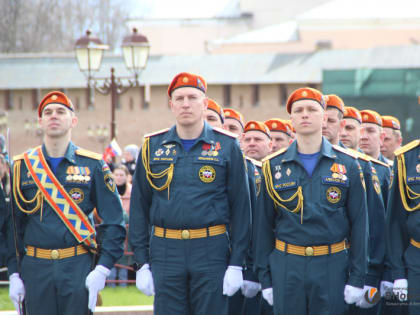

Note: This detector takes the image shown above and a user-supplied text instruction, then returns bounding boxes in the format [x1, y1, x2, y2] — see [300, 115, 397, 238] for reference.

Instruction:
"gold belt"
[410, 238, 420, 249]
[275, 239, 349, 256]
[26, 244, 88, 260]
[154, 225, 226, 240]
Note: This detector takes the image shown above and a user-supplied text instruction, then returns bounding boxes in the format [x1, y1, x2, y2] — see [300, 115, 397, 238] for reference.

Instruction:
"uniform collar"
[281, 137, 337, 162]
[160, 121, 214, 146]
[41, 141, 77, 164]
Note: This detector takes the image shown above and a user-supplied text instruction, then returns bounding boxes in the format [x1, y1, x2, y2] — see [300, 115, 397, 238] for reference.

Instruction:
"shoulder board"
[370, 158, 390, 168]
[144, 128, 170, 138]
[394, 140, 420, 156]
[245, 156, 262, 168]
[13, 154, 24, 161]
[75, 148, 102, 160]
[332, 145, 357, 159]
[347, 148, 371, 162]
[212, 127, 238, 138]
[262, 147, 287, 162]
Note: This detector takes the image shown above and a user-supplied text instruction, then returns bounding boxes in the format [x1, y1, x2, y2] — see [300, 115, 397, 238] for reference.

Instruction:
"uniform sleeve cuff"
[347, 275, 364, 288]
[391, 269, 406, 281]
[365, 274, 380, 288]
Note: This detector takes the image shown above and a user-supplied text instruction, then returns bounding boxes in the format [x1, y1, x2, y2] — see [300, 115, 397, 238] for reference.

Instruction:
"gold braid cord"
[262, 160, 304, 223]
[397, 154, 420, 211]
[13, 160, 43, 214]
[141, 137, 174, 199]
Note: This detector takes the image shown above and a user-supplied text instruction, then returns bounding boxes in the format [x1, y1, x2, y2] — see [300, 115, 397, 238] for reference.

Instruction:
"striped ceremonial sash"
[23, 146, 97, 249]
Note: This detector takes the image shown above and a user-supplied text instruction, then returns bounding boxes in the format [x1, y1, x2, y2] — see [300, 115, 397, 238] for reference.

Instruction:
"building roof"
[298, 0, 420, 21]
[1, 45, 420, 90]
[210, 21, 299, 45]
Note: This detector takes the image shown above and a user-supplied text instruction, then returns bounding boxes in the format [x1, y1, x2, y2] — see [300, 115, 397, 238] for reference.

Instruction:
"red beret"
[343, 106, 362, 124]
[360, 110, 382, 127]
[326, 94, 345, 113]
[244, 120, 271, 138]
[286, 87, 325, 114]
[38, 91, 74, 117]
[223, 108, 245, 129]
[381, 115, 400, 130]
[167, 72, 207, 97]
[264, 118, 291, 137]
[207, 98, 224, 123]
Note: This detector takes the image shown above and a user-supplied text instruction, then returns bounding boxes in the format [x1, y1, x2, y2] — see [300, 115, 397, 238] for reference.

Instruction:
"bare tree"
[0, 0, 130, 53]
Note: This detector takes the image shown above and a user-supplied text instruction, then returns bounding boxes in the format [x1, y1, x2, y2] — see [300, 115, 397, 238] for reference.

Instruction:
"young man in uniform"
[254, 87, 368, 315]
[129, 72, 251, 315]
[323, 100, 386, 313]
[264, 119, 292, 153]
[380, 115, 402, 164]
[8, 91, 126, 315]
[386, 139, 420, 315]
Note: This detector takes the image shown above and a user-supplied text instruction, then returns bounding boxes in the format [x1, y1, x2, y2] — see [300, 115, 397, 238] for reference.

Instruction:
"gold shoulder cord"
[141, 137, 174, 199]
[397, 153, 420, 211]
[13, 160, 43, 215]
[262, 160, 304, 224]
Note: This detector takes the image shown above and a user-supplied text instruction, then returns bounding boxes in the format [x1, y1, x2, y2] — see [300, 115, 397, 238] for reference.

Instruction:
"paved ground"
[0, 306, 154, 315]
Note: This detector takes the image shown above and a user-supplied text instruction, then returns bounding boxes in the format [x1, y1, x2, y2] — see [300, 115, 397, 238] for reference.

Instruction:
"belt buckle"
[181, 230, 190, 240]
[50, 249, 60, 259]
[305, 247, 314, 256]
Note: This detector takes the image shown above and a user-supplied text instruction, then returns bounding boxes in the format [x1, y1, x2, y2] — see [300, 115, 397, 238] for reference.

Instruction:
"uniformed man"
[7, 91, 126, 314]
[129, 72, 251, 315]
[223, 108, 245, 136]
[380, 115, 402, 164]
[360, 110, 391, 205]
[386, 139, 420, 315]
[242, 121, 272, 162]
[205, 98, 225, 128]
[264, 119, 292, 152]
[322, 94, 346, 146]
[254, 87, 368, 315]
[327, 104, 386, 313]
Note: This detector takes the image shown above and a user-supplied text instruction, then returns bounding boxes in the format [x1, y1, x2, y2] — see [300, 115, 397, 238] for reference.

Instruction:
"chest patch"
[199, 165, 216, 183]
[326, 186, 341, 204]
[69, 188, 84, 204]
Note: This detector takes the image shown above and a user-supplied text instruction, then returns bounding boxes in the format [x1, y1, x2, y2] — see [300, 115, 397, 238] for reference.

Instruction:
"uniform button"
[51, 249, 60, 259]
[181, 230, 190, 240]
[305, 247, 314, 256]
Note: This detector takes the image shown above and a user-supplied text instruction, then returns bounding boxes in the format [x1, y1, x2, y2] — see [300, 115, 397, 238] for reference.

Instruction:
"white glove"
[136, 263, 155, 296]
[241, 280, 261, 298]
[355, 285, 379, 308]
[223, 266, 243, 296]
[262, 287, 273, 306]
[9, 273, 25, 314]
[380, 281, 394, 299]
[393, 279, 408, 302]
[85, 265, 110, 312]
[344, 284, 364, 304]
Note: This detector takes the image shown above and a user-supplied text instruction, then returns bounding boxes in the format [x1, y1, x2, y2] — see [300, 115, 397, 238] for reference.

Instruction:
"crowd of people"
[0, 72, 419, 315]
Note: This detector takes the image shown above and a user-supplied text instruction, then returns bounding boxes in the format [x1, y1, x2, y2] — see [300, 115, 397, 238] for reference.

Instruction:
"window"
[223, 85, 231, 107]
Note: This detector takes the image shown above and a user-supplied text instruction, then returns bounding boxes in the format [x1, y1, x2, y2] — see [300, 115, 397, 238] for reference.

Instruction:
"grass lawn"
[0, 285, 153, 310]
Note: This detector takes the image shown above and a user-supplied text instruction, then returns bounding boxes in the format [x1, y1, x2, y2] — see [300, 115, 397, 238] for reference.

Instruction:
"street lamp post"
[75, 28, 150, 141]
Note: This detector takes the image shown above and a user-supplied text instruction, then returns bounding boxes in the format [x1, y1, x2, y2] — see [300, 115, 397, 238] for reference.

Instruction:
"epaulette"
[144, 128, 170, 138]
[394, 140, 420, 156]
[75, 148, 102, 160]
[262, 147, 287, 162]
[332, 145, 358, 159]
[347, 148, 371, 162]
[245, 156, 262, 168]
[370, 158, 390, 168]
[212, 127, 238, 138]
[13, 154, 24, 161]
